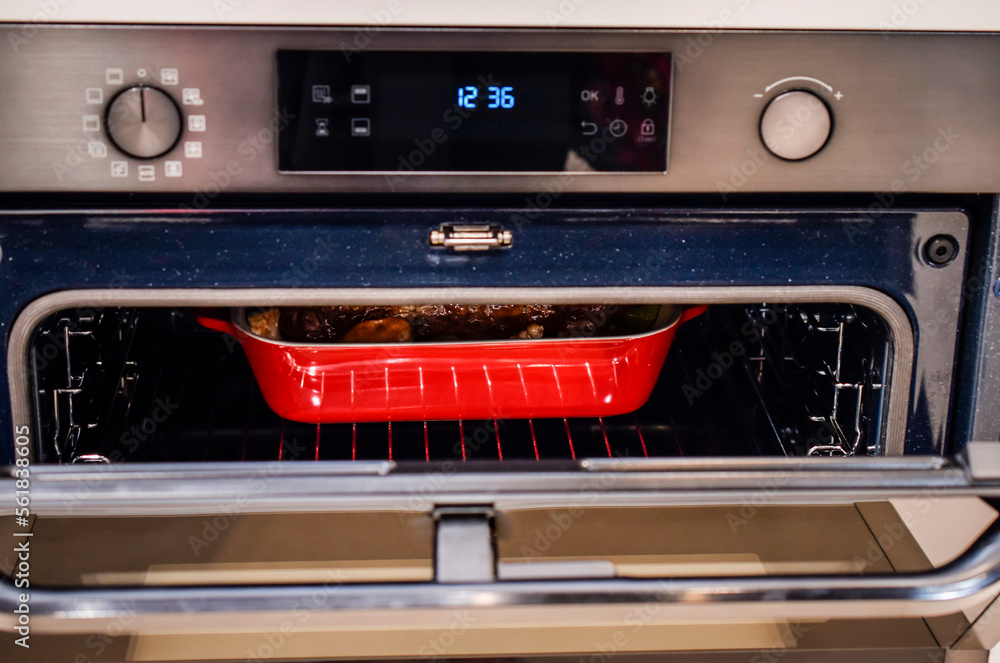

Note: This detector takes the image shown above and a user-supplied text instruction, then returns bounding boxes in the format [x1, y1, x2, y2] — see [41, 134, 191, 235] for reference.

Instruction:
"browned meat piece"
[408, 304, 468, 339]
[412, 305, 560, 340]
[247, 308, 280, 340]
[558, 304, 626, 337]
[277, 306, 398, 342]
[342, 318, 413, 343]
[514, 323, 545, 339]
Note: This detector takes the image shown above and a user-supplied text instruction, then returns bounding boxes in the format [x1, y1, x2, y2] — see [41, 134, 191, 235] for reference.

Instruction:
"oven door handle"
[5, 520, 1000, 634]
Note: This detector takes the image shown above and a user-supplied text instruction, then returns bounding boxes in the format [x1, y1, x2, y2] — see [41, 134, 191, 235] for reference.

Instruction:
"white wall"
[1, 0, 998, 31]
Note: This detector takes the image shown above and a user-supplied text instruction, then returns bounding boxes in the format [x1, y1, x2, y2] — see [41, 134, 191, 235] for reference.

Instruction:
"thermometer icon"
[615, 86, 625, 106]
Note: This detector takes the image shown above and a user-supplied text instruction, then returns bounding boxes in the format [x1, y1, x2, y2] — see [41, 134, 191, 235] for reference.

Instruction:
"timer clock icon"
[608, 119, 628, 138]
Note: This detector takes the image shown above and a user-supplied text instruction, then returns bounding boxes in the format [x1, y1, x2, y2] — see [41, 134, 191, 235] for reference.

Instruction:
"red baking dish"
[197, 305, 706, 423]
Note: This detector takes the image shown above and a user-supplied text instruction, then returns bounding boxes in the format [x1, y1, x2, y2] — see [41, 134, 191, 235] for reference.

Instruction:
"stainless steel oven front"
[4, 25, 1000, 663]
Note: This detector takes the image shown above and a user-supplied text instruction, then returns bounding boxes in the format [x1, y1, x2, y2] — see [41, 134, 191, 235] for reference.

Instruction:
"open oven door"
[5, 448, 1000, 663]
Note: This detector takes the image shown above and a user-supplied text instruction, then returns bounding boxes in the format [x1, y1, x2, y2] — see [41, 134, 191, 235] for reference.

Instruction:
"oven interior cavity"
[28, 302, 891, 464]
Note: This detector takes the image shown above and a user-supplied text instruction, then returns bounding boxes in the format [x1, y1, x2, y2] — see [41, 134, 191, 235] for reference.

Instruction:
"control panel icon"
[312, 85, 332, 103]
[160, 68, 179, 85]
[351, 85, 370, 104]
[182, 88, 204, 106]
[88, 142, 108, 158]
[351, 118, 371, 137]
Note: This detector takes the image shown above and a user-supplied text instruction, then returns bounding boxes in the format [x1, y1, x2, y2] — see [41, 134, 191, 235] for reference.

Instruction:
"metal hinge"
[433, 506, 496, 583]
[429, 224, 512, 251]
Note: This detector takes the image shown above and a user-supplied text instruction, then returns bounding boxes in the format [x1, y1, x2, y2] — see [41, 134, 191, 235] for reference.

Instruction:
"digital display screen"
[277, 50, 671, 173]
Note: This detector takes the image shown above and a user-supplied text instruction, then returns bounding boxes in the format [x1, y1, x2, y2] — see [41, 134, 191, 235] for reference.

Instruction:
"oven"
[4, 24, 1000, 663]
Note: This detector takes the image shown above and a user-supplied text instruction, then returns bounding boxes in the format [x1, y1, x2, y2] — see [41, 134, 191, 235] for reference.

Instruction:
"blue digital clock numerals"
[457, 86, 478, 109]
[487, 86, 515, 108]
[458, 85, 514, 109]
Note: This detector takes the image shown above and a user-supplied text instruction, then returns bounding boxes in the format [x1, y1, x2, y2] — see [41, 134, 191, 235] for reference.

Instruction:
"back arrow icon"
[581, 121, 598, 136]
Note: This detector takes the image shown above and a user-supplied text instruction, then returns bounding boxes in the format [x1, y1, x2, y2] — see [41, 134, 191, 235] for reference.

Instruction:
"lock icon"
[640, 118, 655, 136]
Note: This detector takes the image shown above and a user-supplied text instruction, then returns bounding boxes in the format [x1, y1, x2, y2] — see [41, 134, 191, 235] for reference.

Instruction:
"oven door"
[6, 467, 1000, 662]
[3, 204, 1000, 662]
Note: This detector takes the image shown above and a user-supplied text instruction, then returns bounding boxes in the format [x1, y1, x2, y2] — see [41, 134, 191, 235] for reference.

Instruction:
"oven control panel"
[0, 27, 998, 193]
[56, 63, 211, 185]
[276, 50, 671, 174]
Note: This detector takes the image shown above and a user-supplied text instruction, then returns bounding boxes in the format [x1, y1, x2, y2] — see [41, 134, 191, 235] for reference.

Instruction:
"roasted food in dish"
[248, 304, 663, 343]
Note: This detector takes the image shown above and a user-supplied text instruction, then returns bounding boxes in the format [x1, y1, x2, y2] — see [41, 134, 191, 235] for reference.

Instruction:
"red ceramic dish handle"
[679, 304, 708, 324]
[195, 312, 238, 337]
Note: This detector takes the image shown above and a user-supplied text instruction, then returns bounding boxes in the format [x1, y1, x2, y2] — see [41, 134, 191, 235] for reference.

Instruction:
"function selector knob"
[105, 86, 182, 159]
[759, 90, 832, 161]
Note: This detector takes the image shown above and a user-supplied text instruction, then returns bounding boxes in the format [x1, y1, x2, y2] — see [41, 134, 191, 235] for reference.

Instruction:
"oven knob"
[759, 90, 832, 161]
[105, 86, 183, 159]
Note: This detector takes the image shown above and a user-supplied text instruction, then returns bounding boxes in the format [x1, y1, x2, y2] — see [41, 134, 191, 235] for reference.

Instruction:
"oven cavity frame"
[8, 285, 913, 463]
